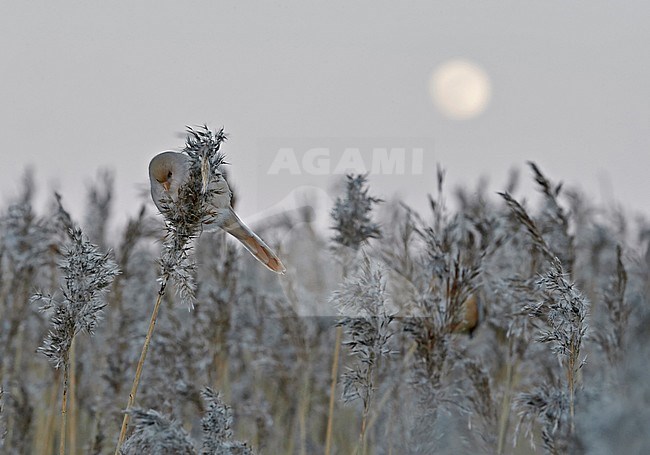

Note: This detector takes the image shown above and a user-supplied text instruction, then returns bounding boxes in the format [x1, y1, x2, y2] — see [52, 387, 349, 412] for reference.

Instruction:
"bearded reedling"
[148, 151, 285, 273]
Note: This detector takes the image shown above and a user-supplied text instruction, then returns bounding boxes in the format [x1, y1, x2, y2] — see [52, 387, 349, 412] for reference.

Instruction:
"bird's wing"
[221, 207, 285, 274]
[207, 172, 233, 209]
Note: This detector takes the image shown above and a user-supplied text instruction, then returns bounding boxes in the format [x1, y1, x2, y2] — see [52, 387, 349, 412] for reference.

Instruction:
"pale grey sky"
[2, 1, 648, 228]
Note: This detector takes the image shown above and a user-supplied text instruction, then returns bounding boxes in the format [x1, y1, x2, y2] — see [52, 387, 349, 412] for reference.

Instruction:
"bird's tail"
[221, 208, 286, 274]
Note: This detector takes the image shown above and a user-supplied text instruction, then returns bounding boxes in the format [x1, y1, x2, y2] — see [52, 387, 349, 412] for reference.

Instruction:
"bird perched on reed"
[149, 151, 285, 273]
[452, 294, 481, 336]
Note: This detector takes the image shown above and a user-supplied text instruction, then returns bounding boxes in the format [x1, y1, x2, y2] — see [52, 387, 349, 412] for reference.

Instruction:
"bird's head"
[149, 151, 189, 193]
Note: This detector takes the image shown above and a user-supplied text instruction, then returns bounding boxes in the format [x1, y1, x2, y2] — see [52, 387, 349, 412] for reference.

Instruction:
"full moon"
[429, 59, 491, 120]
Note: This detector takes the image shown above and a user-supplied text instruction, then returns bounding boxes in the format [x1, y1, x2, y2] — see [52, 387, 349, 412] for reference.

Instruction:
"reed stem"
[325, 325, 343, 455]
[114, 276, 168, 454]
[60, 356, 69, 455]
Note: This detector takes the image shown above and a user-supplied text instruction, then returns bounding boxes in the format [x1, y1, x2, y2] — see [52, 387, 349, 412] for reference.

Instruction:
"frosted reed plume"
[84, 169, 114, 248]
[120, 387, 253, 455]
[34, 195, 120, 368]
[514, 257, 589, 452]
[33, 194, 119, 455]
[159, 125, 228, 307]
[120, 409, 195, 455]
[330, 174, 382, 252]
[200, 387, 253, 455]
[333, 255, 394, 453]
[326, 173, 382, 455]
[594, 245, 630, 366]
[527, 162, 575, 271]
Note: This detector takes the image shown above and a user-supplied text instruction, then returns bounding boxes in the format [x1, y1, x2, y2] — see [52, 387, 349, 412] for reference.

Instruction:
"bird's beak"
[162, 180, 171, 192]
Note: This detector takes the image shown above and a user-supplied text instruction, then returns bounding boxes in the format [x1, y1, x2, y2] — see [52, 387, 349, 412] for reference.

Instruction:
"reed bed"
[0, 131, 648, 454]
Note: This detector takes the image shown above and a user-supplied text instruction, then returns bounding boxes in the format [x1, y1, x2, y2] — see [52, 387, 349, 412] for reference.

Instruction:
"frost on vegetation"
[530, 258, 589, 369]
[1, 155, 649, 453]
[121, 388, 253, 455]
[32, 195, 120, 368]
[330, 173, 382, 251]
[158, 126, 228, 308]
[0, 171, 58, 280]
[120, 409, 195, 455]
[333, 256, 395, 405]
[200, 388, 253, 455]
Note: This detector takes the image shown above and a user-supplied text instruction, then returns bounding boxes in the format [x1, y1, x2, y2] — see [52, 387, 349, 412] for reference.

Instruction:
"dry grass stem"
[115, 276, 168, 453]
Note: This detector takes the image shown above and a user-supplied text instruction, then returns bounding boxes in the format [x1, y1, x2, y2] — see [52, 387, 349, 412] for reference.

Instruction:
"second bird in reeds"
[452, 294, 481, 336]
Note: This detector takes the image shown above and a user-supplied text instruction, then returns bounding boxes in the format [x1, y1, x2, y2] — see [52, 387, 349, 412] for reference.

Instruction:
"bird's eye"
[167, 171, 173, 179]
